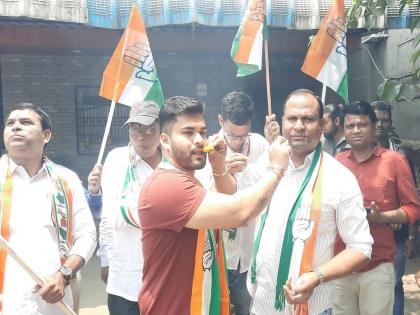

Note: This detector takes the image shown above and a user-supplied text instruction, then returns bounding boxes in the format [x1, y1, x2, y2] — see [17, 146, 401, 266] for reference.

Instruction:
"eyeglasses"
[224, 133, 250, 142]
[129, 124, 157, 135]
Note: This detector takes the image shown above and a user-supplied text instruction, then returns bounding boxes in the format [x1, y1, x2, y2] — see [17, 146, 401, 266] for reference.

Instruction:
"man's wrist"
[311, 267, 325, 286]
[58, 266, 73, 286]
[88, 188, 101, 196]
[211, 161, 228, 177]
[267, 164, 285, 180]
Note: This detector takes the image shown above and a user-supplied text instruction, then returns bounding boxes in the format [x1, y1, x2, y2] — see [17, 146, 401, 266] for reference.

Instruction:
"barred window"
[75, 86, 130, 155]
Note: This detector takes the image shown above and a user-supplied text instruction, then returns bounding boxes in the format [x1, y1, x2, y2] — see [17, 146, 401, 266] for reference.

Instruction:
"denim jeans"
[228, 268, 251, 315]
[393, 237, 405, 315]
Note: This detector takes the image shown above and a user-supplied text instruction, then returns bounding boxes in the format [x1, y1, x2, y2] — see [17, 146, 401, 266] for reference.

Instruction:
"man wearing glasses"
[97, 101, 162, 315]
[217, 91, 279, 315]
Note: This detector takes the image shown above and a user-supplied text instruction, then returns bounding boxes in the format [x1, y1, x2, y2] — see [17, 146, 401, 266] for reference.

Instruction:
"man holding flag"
[138, 96, 290, 314]
[96, 5, 165, 314]
[0, 103, 96, 314]
[97, 101, 162, 315]
[248, 89, 372, 315]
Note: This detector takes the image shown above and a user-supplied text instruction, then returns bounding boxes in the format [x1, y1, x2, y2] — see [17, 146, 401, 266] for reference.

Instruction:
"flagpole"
[96, 8, 134, 164]
[264, 40, 272, 116]
[321, 84, 327, 105]
[0, 236, 77, 315]
[96, 100, 116, 164]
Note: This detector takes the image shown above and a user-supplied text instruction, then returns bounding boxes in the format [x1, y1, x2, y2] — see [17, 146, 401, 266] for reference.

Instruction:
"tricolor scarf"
[250, 144, 324, 314]
[119, 144, 141, 229]
[159, 158, 230, 314]
[0, 155, 73, 310]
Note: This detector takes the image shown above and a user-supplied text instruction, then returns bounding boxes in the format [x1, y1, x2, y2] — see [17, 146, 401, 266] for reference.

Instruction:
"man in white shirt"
[0, 103, 96, 315]
[248, 89, 373, 315]
[217, 91, 279, 315]
[97, 101, 162, 315]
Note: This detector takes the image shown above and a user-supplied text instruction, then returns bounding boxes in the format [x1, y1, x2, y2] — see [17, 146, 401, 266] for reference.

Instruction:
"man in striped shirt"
[249, 89, 373, 315]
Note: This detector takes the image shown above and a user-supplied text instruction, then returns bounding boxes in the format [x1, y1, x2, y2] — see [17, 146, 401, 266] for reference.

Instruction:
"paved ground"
[79, 255, 420, 315]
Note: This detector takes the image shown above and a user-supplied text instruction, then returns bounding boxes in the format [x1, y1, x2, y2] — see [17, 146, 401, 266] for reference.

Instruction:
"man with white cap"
[97, 101, 162, 315]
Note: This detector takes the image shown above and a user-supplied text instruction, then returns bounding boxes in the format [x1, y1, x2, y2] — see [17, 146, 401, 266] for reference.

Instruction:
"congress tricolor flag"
[100, 5, 164, 107]
[301, 0, 349, 103]
[230, 0, 266, 77]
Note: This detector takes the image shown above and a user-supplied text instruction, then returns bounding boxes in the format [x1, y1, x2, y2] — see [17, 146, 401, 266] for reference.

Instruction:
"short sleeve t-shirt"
[138, 168, 207, 315]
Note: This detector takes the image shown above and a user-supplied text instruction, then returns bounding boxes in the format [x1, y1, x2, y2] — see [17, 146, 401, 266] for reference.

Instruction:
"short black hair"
[343, 101, 377, 124]
[371, 101, 392, 121]
[284, 89, 324, 119]
[11, 103, 52, 131]
[220, 91, 254, 125]
[159, 96, 205, 134]
[324, 103, 344, 125]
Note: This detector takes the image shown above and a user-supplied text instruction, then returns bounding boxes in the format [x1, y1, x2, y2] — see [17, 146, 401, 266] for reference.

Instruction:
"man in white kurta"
[97, 101, 162, 315]
[248, 90, 373, 315]
[1, 103, 96, 315]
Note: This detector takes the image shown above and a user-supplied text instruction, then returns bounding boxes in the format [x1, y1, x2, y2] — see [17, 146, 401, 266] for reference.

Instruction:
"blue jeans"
[228, 268, 251, 315]
[393, 238, 405, 315]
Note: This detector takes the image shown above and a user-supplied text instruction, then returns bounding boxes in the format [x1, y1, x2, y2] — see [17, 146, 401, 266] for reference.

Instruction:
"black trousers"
[108, 293, 140, 315]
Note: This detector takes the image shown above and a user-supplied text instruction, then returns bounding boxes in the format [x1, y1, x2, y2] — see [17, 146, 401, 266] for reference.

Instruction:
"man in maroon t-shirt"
[333, 101, 419, 315]
[138, 96, 290, 315]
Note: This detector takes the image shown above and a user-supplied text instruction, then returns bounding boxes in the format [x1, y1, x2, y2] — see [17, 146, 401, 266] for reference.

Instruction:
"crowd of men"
[0, 90, 419, 315]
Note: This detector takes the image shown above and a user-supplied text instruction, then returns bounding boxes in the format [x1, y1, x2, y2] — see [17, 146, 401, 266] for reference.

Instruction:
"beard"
[170, 143, 207, 171]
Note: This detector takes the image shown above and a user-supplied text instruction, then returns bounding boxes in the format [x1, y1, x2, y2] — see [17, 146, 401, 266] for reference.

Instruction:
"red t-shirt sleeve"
[140, 169, 207, 233]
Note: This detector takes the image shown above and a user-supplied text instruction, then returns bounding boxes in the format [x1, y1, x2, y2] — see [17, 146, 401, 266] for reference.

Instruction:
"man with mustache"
[334, 101, 419, 315]
[0, 103, 96, 314]
[138, 96, 290, 315]
[249, 90, 373, 315]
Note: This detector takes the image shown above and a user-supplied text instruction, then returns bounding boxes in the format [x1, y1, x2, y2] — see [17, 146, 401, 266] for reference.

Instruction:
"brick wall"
[0, 48, 317, 183]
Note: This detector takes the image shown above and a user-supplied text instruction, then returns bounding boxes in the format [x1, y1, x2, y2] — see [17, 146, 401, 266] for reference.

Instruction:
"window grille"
[75, 86, 130, 155]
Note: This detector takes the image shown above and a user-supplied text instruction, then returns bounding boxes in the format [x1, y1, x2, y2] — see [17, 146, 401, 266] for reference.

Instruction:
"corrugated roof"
[0, 0, 417, 30]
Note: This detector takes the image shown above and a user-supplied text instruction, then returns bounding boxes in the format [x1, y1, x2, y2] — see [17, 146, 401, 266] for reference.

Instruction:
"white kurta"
[249, 152, 373, 315]
[2, 160, 97, 315]
[97, 146, 153, 302]
[222, 133, 270, 273]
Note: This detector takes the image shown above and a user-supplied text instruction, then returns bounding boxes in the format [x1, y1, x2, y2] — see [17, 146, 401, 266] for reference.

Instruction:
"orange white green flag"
[230, 0, 266, 77]
[100, 5, 164, 108]
[301, 0, 349, 103]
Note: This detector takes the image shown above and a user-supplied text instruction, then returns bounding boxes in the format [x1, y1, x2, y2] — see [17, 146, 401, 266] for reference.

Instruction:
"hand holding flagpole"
[0, 235, 76, 315]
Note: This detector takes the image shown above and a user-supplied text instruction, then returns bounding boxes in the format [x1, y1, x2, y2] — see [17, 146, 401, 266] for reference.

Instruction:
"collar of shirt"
[289, 149, 316, 171]
[9, 158, 47, 181]
[336, 137, 349, 148]
[345, 143, 385, 163]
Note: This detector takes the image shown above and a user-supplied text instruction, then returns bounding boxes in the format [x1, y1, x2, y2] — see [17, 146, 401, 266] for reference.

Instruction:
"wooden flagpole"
[264, 40, 272, 116]
[0, 236, 76, 315]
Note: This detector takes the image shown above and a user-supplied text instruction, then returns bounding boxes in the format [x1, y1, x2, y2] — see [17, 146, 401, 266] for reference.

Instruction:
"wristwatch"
[58, 266, 73, 284]
[408, 235, 415, 240]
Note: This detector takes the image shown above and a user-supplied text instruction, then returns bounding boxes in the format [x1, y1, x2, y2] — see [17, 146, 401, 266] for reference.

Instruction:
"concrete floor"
[79, 255, 420, 315]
